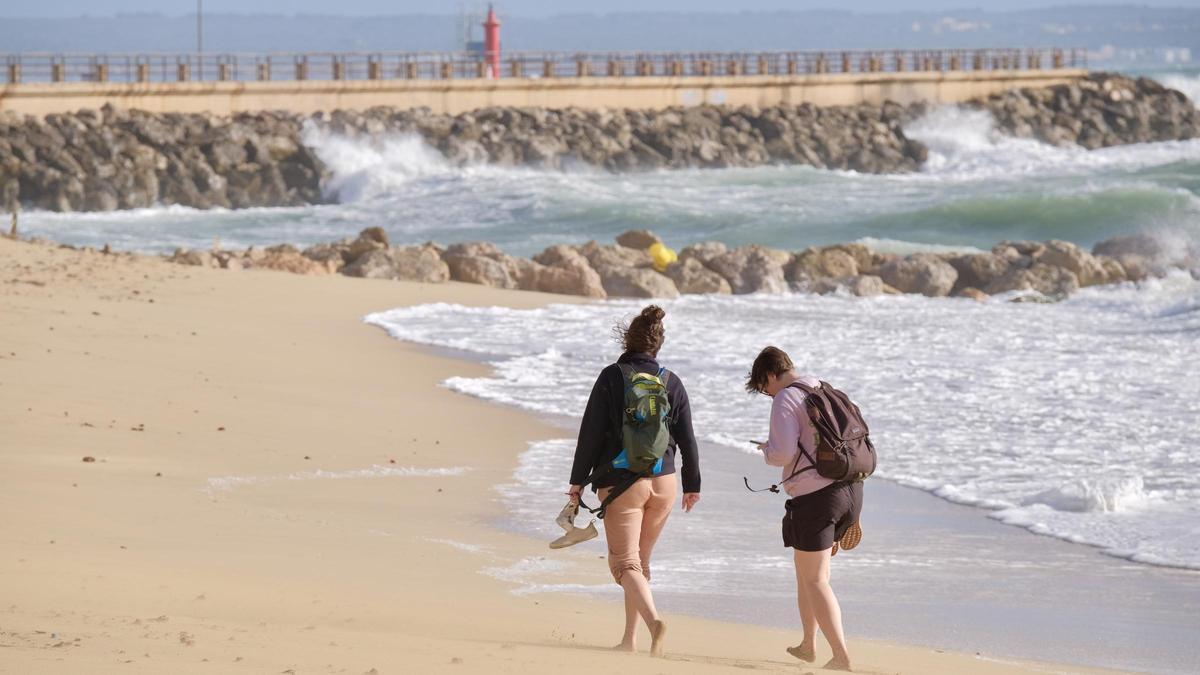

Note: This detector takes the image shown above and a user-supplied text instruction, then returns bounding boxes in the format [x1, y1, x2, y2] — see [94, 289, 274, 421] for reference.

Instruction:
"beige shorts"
[598, 474, 677, 584]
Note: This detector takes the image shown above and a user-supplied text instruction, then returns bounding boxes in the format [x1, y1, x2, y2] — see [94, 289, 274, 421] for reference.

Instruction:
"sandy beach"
[0, 235, 1114, 674]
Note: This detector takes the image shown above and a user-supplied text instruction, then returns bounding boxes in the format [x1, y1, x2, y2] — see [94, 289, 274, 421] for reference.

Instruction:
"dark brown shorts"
[782, 481, 863, 552]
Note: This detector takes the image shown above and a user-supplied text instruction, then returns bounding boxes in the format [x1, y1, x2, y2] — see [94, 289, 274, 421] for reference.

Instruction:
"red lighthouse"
[483, 4, 501, 79]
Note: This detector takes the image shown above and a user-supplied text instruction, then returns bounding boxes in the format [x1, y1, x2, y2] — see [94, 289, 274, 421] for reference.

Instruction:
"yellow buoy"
[648, 242, 677, 272]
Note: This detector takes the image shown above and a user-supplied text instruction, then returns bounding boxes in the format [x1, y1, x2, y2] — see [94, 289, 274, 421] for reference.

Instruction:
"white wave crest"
[1159, 73, 1200, 108]
[904, 105, 1200, 182]
[1021, 475, 1151, 513]
[302, 122, 452, 202]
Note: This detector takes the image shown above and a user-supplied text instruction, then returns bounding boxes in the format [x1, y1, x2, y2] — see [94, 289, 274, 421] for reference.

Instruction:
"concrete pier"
[0, 69, 1085, 116]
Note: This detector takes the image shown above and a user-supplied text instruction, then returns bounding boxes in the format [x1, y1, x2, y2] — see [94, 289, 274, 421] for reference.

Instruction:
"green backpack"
[612, 364, 672, 475]
[578, 364, 673, 519]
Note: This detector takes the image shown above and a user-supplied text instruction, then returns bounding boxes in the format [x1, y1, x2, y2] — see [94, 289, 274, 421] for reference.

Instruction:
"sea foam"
[366, 276, 1200, 570]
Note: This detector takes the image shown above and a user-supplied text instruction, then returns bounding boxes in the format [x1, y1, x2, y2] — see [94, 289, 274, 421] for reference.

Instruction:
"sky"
[2, 0, 1198, 17]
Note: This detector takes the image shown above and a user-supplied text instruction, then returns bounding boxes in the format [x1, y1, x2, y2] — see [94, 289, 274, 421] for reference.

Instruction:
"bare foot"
[649, 619, 667, 658]
[611, 641, 635, 652]
[787, 642, 816, 662]
[823, 656, 852, 671]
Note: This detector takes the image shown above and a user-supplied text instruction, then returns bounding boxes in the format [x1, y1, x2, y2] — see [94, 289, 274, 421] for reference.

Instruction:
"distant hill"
[1, 7, 1196, 67]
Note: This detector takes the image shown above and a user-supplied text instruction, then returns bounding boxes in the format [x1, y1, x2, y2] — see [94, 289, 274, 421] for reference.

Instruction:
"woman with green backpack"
[566, 305, 702, 658]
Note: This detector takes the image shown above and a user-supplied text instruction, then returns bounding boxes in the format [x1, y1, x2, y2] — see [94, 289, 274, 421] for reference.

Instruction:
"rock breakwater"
[1, 73, 1196, 214]
[154, 227, 1196, 302]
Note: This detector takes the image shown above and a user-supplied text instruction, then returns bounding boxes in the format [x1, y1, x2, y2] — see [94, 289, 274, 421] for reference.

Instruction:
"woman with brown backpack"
[746, 345, 872, 672]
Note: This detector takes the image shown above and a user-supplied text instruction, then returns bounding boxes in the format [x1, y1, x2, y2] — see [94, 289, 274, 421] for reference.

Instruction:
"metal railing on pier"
[2, 48, 1087, 85]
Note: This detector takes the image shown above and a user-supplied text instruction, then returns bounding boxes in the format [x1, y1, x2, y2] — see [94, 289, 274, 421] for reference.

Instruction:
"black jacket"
[569, 351, 701, 494]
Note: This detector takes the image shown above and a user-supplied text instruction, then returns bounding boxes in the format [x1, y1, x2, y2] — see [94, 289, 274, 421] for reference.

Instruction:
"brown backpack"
[745, 380, 877, 494]
[787, 381, 876, 483]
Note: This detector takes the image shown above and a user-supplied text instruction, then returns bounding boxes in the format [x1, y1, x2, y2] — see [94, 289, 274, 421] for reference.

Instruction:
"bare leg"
[619, 572, 667, 656]
[613, 591, 637, 651]
[794, 548, 851, 670]
[787, 562, 817, 662]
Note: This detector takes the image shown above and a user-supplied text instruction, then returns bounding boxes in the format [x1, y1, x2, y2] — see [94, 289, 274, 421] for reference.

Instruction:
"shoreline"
[0, 235, 1121, 674]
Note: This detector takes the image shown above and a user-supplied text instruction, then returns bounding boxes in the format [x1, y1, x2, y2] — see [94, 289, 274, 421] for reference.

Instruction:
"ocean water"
[366, 276, 1200, 572]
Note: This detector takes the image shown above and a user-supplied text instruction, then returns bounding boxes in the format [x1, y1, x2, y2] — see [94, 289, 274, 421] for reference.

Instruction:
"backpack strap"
[780, 381, 824, 485]
[578, 470, 642, 519]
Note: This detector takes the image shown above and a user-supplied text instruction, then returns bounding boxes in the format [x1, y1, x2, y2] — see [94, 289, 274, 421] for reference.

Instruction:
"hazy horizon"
[1, 5, 1197, 65]
[6, 1, 1200, 18]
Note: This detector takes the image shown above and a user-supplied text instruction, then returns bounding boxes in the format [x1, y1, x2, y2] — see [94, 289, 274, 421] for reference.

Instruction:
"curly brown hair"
[615, 305, 666, 356]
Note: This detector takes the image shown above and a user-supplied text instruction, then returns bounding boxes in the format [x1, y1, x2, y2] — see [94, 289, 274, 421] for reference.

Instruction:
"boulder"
[665, 258, 732, 294]
[596, 266, 680, 299]
[993, 240, 1046, 259]
[1038, 239, 1106, 287]
[357, 226, 389, 246]
[947, 253, 1010, 291]
[614, 229, 662, 249]
[441, 242, 526, 289]
[678, 241, 728, 267]
[1096, 256, 1128, 284]
[584, 243, 654, 270]
[984, 263, 1080, 296]
[878, 254, 958, 297]
[340, 245, 449, 282]
[532, 244, 588, 268]
[1092, 233, 1165, 261]
[444, 241, 504, 258]
[252, 248, 330, 275]
[346, 232, 388, 262]
[788, 247, 859, 282]
[302, 241, 351, 268]
[1090, 232, 1188, 278]
[168, 248, 215, 267]
[520, 260, 606, 298]
[708, 245, 789, 294]
[824, 243, 875, 274]
[444, 254, 517, 288]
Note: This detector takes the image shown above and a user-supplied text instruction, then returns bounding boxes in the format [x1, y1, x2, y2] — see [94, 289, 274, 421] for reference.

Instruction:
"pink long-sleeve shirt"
[761, 375, 835, 497]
